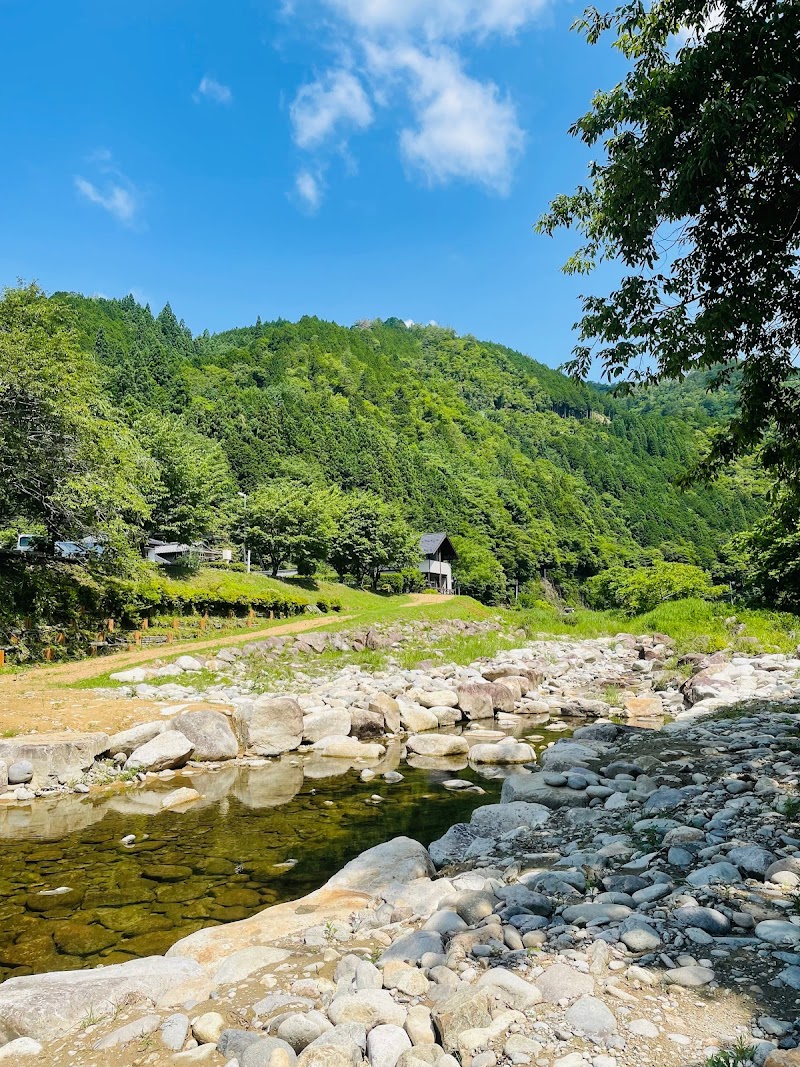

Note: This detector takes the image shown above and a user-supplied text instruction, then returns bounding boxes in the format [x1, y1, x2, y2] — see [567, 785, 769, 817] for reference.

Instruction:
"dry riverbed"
[0, 623, 799, 1067]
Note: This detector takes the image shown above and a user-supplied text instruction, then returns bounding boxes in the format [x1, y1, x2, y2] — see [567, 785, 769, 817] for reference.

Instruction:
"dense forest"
[19, 288, 758, 597]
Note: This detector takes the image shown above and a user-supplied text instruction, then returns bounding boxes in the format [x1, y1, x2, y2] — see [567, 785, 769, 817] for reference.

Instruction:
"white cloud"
[286, 0, 549, 202]
[675, 4, 724, 44]
[291, 69, 373, 148]
[377, 46, 523, 191]
[295, 168, 323, 210]
[325, 0, 549, 38]
[195, 75, 233, 104]
[74, 176, 138, 225]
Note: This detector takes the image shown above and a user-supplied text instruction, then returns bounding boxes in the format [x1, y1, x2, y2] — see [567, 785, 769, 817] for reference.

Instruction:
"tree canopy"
[537, 0, 800, 479]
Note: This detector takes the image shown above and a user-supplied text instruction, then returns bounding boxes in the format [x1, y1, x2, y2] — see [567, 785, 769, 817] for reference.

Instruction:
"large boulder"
[455, 684, 494, 720]
[0, 732, 110, 788]
[126, 731, 194, 772]
[369, 694, 401, 734]
[303, 708, 352, 743]
[234, 697, 304, 756]
[501, 772, 590, 809]
[311, 736, 385, 760]
[469, 802, 550, 836]
[0, 956, 202, 1043]
[350, 709, 386, 739]
[398, 704, 439, 732]
[468, 740, 535, 764]
[539, 741, 604, 772]
[406, 735, 469, 757]
[414, 689, 459, 709]
[326, 838, 435, 896]
[106, 722, 164, 756]
[170, 710, 238, 761]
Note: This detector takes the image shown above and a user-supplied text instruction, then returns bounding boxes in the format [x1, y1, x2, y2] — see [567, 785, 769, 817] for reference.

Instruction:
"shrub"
[375, 572, 404, 595]
[585, 562, 724, 615]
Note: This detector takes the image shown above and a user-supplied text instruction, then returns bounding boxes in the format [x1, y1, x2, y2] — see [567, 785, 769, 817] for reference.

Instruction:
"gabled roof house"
[419, 533, 457, 593]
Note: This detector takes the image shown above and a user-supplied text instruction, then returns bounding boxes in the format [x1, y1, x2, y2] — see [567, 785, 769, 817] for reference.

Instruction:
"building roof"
[419, 532, 457, 560]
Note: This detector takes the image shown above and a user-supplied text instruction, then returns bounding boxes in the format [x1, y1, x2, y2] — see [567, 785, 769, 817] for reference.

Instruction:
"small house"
[419, 533, 457, 593]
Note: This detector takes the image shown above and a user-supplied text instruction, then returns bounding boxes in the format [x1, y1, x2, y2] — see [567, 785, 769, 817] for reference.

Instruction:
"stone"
[468, 740, 535, 764]
[469, 801, 550, 836]
[278, 1015, 328, 1051]
[664, 966, 715, 987]
[404, 1005, 435, 1046]
[641, 787, 686, 814]
[106, 722, 164, 756]
[501, 772, 590, 809]
[628, 1019, 659, 1038]
[170, 710, 239, 761]
[366, 1024, 412, 1067]
[727, 845, 775, 878]
[193, 1012, 228, 1044]
[327, 837, 435, 896]
[0, 1037, 43, 1060]
[0, 732, 110, 788]
[218, 1029, 263, 1061]
[564, 996, 617, 1038]
[765, 1052, 800, 1066]
[755, 921, 800, 947]
[312, 736, 385, 760]
[406, 735, 469, 757]
[296, 1035, 359, 1066]
[327, 991, 407, 1029]
[93, 1014, 161, 1049]
[304, 708, 352, 744]
[539, 741, 602, 771]
[242, 1037, 299, 1066]
[455, 684, 495, 720]
[0, 955, 202, 1042]
[672, 906, 731, 935]
[126, 731, 195, 772]
[380, 931, 443, 965]
[686, 862, 741, 887]
[399, 704, 439, 732]
[433, 988, 492, 1053]
[234, 697, 304, 756]
[162, 1014, 190, 1052]
[350, 709, 386, 739]
[7, 760, 34, 785]
[475, 968, 541, 1010]
[161, 787, 203, 810]
[415, 689, 459, 709]
[535, 964, 594, 1004]
[619, 923, 661, 953]
[369, 693, 401, 733]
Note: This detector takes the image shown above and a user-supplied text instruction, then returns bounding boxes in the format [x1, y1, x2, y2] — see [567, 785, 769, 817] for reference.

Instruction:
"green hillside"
[55, 292, 761, 586]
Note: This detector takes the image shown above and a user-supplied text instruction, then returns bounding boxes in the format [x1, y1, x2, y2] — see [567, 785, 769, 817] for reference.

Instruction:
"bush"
[585, 563, 724, 615]
[375, 572, 404, 595]
[400, 567, 426, 593]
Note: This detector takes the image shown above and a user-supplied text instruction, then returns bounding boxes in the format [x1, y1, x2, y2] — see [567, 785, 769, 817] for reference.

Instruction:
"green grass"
[513, 597, 800, 655]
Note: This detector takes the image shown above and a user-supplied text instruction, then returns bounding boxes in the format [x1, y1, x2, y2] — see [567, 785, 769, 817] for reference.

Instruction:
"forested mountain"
[52, 292, 760, 592]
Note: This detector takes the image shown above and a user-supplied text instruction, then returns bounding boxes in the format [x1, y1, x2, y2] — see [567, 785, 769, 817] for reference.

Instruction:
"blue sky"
[0, 0, 628, 368]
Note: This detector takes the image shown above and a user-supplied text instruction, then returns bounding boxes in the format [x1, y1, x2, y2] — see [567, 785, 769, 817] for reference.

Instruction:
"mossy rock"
[120, 929, 180, 956]
[0, 933, 59, 969]
[192, 857, 236, 876]
[53, 922, 120, 957]
[141, 864, 193, 883]
[155, 882, 208, 904]
[84, 884, 155, 908]
[211, 887, 262, 908]
[208, 904, 251, 922]
[26, 887, 85, 912]
[93, 905, 174, 935]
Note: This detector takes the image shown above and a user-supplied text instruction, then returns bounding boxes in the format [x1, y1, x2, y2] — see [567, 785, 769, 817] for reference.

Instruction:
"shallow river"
[0, 721, 573, 979]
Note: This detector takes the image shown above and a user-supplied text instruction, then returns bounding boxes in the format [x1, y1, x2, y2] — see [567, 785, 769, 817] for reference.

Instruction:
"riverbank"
[0, 629, 798, 1065]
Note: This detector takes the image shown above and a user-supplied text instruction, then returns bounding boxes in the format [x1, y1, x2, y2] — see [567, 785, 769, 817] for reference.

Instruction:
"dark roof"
[419, 533, 457, 560]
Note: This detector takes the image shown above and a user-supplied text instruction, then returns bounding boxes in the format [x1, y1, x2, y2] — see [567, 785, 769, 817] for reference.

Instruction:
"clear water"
[0, 744, 526, 978]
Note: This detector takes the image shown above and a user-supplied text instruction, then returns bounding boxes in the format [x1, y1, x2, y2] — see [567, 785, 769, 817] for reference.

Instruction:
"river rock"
[535, 964, 594, 1004]
[755, 921, 800, 947]
[0, 1037, 44, 1060]
[455, 684, 495, 720]
[469, 801, 550, 836]
[468, 740, 535, 764]
[415, 689, 459, 709]
[170, 710, 239, 761]
[106, 721, 164, 756]
[564, 996, 617, 1037]
[539, 741, 602, 771]
[7, 760, 33, 785]
[501, 772, 590, 809]
[327, 990, 406, 1029]
[350, 709, 386, 738]
[161, 787, 203, 810]
[303, 709, 352, 743]
[126, 731, 195, 772]
[0, 732, 110, 788]
[433, 987, 492, 1052]
[0, 955, 203, 1042]
[665, 966, 715, 987]
[366, 1024, 412, 1067]
[406, 735, 469, 757]
[368, 693, 401, 733]
[312, 736, 385, 760]
[399, 703, 439, 732]
[234, 697, 304, 755]
[327, 837, 435, 896]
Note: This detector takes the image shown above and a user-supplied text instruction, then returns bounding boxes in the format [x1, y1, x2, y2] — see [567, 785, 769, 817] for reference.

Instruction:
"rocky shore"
[0, 629, 799, 1066]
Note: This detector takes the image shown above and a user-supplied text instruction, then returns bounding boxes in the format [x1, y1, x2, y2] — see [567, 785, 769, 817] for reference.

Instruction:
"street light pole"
[238, 492, 251, 573]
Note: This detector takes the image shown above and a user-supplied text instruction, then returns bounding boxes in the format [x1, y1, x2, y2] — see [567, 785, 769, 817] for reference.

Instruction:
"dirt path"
[0, 594, 453, 736]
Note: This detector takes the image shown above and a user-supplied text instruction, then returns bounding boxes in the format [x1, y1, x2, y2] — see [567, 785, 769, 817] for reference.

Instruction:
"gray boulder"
[455, 683, 495, 719]
[170, 710, 238, 761]
[564, 996, 617, 1037]
[106, 721, 164, 756]
[0, 732, 110, 788]
[539, 741, 603, 772]
[501, 772, 590, 809]
[126, 731, 194, 772]
[326, 837, 435, 896]
[234, 696, 304, 755]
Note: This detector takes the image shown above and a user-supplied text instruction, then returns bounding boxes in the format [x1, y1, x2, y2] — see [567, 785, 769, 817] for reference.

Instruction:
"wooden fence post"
[0, 650, 5, 668]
